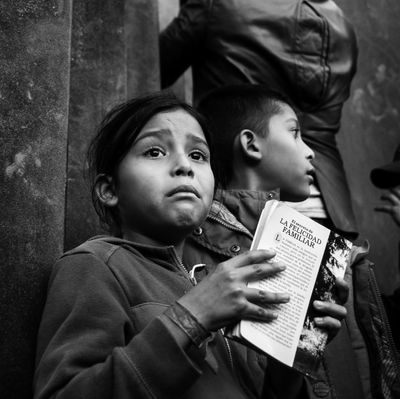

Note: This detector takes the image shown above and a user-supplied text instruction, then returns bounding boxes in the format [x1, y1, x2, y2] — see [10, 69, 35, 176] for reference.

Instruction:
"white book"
[227, 200, 352, 376]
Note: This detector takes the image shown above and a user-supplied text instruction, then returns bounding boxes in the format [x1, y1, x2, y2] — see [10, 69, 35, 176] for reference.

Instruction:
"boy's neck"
[228, 172, 274, 193]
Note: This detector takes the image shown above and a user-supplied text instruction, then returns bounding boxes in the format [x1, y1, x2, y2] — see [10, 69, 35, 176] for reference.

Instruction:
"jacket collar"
[210, 189, 279, 234]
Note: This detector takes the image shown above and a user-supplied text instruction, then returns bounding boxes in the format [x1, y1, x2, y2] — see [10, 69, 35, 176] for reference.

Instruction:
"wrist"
[165, 301, 212, 348]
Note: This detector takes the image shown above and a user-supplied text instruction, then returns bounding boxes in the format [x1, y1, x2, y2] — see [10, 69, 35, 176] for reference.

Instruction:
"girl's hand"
[178, 249, 290, 331]
[312, 277, 349, 340]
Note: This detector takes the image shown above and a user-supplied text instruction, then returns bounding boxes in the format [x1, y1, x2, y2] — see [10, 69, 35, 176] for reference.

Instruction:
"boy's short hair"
[197, 84, 294, 187]
[87, 90, 214, 232]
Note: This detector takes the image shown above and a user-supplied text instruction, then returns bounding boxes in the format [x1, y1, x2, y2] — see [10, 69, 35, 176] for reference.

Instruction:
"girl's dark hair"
[87, 90, 215, 232]
[197, 84, 295, 188]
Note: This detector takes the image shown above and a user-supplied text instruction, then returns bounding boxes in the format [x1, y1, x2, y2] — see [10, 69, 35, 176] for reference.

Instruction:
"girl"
[34, 91, 303, 399]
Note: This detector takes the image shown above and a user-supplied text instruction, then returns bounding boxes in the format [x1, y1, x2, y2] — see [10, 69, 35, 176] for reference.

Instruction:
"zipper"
[208, 213, 242, 231]
[189, 263, 206, 285]
[220, 329, 234, 371]
[208, 213, 252, 238]
[171, 248, 235, 371]
[171, 248, 196, 286]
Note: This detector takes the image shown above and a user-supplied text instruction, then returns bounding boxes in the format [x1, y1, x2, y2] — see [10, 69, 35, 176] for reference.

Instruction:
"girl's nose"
[171, 153, 194, 177]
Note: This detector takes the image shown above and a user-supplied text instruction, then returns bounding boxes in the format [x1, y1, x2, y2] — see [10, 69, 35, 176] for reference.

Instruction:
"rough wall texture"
[0, 1, 72, 398]
[65, 0, 160, 250]
[335, 0, 400, 293]
[65, 0, 130, 250]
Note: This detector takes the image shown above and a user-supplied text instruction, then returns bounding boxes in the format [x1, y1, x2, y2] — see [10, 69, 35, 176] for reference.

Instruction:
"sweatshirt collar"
[82, 235, 186, 271]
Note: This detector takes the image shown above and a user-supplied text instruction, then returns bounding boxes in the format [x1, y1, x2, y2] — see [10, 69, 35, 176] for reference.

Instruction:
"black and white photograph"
[1, 1, 400, 399]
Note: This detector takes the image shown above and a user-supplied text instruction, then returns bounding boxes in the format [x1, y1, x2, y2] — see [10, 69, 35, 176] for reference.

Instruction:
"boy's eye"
[189, 150, 208, 161]
[144, 147, 165, 158]
[291, 128, 301, 138]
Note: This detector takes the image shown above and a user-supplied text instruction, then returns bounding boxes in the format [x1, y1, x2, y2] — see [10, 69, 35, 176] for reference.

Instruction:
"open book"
[227, 200, 352, 377]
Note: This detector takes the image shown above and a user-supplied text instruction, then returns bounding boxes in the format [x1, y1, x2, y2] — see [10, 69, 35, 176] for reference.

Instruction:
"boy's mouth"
[306, 168, 315, 184]
[167, 185, 200, 198]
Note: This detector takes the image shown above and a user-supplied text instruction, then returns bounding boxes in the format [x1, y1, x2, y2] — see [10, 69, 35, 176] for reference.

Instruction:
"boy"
[184, 84, 400, 399]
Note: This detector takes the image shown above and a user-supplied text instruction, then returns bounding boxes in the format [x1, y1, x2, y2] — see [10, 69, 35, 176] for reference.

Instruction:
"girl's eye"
[189, 150, 208, 161]
[144, 147, 165, 158]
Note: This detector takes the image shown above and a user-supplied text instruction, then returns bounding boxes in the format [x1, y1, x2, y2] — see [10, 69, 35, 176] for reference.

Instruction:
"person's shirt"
[285, 183, 328, 220]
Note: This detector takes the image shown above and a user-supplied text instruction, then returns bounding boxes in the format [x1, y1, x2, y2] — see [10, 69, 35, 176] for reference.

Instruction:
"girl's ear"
[94, 174, 118, 207]
[238, 129, 262, 161]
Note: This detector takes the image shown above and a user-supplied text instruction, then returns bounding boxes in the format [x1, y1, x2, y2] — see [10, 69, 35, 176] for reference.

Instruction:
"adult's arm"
[159, 0, 210, 87]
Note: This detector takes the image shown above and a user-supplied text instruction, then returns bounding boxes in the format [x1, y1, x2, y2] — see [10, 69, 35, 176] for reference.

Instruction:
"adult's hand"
[375, 185, 400, 226]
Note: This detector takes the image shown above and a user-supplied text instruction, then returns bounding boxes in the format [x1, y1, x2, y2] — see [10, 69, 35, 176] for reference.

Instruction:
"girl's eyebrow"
[135, 129, 209, 147]
[134, 129, 168, 143]
[188, 134, 209, 148]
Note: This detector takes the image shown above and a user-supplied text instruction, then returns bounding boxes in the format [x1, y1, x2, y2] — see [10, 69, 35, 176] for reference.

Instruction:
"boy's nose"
[171, 153, 194, 177]
[303, 140, 315, 161]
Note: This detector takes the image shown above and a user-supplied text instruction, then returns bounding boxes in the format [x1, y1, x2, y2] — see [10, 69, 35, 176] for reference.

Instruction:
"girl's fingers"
[224, 249, 276, 269]
[216, 249, 286, 282]
[237, 261, 286, 282]
[244, 303, 280, 322]
[245, 287, 290, 305]
[313, 300, 347, 320]
[334, 277, 349, 305]
[313, 316, 342, 331]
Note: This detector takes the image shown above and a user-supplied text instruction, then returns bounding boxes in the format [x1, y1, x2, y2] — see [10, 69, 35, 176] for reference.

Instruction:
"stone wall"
[0, 2, 72, 398]
[65, 0, 160, 250]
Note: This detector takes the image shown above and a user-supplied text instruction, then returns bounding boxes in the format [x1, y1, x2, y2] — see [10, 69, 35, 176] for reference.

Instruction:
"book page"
[240, 201, 331, 367]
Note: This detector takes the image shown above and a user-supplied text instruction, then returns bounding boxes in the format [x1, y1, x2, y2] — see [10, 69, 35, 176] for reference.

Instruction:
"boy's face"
[258, 103, 315, 201]
[114, 109, 214, 245]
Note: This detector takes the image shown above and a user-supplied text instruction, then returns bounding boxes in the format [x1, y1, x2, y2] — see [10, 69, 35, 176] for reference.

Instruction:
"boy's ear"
[238, 129, 262, 162]
[94, 174, 118, 207]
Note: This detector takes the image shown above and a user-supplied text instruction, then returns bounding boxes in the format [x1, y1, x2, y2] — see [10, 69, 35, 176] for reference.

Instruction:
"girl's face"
[258, 103, 315, 201]
[114, 109, 214, 245]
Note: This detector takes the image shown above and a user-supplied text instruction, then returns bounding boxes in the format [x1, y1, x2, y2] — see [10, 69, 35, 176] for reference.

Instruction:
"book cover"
[228, 200, 352, 377]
